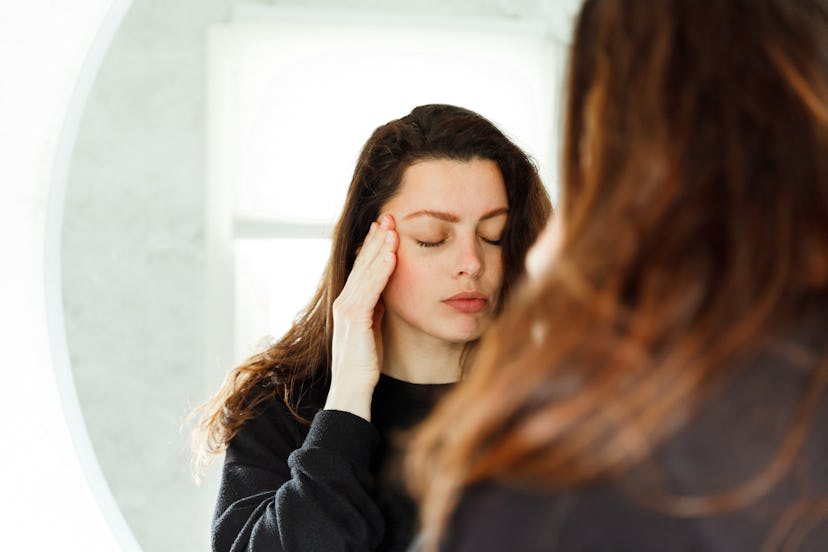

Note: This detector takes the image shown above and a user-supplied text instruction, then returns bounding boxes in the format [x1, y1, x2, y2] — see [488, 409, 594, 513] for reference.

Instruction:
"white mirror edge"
[42, 1, 142, 550]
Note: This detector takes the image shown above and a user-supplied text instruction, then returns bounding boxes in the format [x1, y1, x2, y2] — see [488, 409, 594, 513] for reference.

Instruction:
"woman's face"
[379, 158, 508, 345]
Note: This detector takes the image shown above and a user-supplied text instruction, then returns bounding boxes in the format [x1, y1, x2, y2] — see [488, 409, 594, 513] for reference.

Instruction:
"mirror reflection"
[61, 1, 574, 550]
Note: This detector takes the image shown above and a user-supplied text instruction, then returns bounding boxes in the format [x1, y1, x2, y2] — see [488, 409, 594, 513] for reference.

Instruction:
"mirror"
[60, 1, 576, 550]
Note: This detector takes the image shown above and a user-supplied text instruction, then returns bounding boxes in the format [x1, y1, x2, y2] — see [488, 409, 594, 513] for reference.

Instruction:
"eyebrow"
[403, 207, 509, 223]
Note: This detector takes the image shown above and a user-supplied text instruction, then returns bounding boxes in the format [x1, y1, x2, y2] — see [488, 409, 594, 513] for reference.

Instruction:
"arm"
[214, 216, 399, 551]
[325, 215, 398, 420]
[212, 405, 384, 552]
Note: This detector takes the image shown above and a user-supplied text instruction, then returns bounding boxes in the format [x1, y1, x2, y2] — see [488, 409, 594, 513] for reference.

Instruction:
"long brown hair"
[190, 104, 551, 478]
[408, 0, 828, 546]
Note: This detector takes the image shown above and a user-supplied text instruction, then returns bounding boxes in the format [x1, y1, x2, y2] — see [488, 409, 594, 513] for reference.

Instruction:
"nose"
[455, 236, 483, 279]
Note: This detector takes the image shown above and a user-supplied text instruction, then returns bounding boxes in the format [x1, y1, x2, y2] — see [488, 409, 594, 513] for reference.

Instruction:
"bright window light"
[234, 238, 331, 359]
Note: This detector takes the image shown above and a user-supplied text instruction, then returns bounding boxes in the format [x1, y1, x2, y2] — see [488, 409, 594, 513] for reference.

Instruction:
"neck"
[381, 318, 465, 384]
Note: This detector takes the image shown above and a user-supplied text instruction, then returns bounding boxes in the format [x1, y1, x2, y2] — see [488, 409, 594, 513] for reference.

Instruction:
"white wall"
[0, 1, 137, 550]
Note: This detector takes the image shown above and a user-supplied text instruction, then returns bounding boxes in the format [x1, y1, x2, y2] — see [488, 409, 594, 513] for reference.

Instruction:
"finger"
[338, 224, 397, 312]
[380, 213, 396, 231]
[364, 227, 398, 277]
[346, 232, 397, 305]
[350, 216, 396, 277]
[351, 221, 387, 273]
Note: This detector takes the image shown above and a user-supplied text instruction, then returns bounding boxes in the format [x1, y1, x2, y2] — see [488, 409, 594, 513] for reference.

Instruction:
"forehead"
[383, 158, 508, 216]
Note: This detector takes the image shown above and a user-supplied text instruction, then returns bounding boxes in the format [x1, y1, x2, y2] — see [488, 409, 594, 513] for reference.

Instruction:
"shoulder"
[444, 480, 710, 552]
[443, 481, 576, 552]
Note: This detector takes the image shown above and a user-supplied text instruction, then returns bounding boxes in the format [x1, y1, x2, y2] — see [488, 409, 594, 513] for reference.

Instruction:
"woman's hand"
[325, 214, 398, 421]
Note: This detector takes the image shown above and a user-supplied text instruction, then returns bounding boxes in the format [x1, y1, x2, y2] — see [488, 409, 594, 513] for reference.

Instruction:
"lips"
[442, 291, 488, 314]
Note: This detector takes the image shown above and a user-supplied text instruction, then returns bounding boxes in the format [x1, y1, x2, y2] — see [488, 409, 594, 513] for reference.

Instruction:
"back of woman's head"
[408, 0, 828, 543]
[190, 104, 550, 478]
[561, 0, 828, 311]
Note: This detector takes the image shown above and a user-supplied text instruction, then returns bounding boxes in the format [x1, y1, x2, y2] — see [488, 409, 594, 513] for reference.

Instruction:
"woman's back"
[407, 1, 828, 549]
[443, 303, 828, 551]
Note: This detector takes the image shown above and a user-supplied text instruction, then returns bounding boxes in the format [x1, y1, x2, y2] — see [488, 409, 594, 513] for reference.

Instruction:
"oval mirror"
[59, 2, 575, 549]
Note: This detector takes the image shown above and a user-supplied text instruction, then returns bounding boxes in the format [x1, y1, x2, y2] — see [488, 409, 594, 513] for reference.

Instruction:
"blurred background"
[54, 0, 578, 550]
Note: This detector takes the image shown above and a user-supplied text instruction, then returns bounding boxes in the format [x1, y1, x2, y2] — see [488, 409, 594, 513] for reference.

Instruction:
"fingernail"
[385, 231, 394, 243]
[380, 214, 391, 229]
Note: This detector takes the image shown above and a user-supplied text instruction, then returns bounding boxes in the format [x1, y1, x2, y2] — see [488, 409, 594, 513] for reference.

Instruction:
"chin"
[437, 324, 487, 344]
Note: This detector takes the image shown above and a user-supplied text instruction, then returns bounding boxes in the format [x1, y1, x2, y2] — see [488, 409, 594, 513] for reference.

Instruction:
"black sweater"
[213, 373, 451, 552]
[436, 320, 828, 551]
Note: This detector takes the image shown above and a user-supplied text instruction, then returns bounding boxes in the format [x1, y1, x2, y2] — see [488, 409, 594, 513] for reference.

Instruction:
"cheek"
[487, 249, 504, 287]
[384, 247, 433, 304]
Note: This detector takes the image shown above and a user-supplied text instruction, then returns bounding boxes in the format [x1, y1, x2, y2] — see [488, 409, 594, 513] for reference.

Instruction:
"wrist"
[323, 376, 377, 421]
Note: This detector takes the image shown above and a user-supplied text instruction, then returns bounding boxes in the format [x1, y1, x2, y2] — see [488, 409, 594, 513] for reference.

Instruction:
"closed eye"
[481, 236, 502, 246]
[416, 239, 446, 248]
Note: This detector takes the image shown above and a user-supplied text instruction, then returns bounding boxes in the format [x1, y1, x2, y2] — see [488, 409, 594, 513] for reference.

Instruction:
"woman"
[190, 103, 551, 551]
[408, 1, 828, 551]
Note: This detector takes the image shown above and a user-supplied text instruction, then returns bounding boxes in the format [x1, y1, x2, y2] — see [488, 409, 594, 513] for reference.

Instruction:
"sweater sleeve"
[212, 405, 385, 552]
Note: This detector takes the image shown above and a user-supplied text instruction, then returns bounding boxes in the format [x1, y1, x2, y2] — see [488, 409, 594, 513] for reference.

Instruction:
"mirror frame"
[42, 1, 141, 549]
